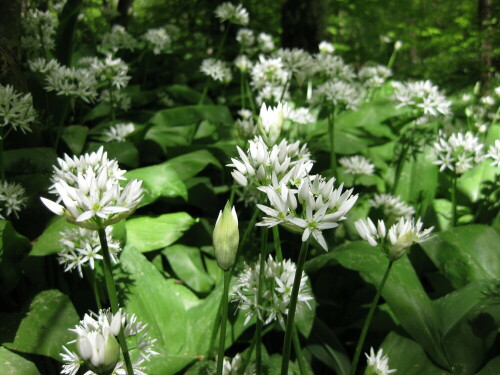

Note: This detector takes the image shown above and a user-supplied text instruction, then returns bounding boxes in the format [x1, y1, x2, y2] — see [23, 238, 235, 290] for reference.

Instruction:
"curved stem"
[281, 240, 309, 375]
[108, 82, 116, 122]
[272, 226, 283, 262]
[451, 174, 457, 227]
[98, 228, 133, 375]
[255, 227, 268, 374]
[86, 268, 102, 310]
[350, 260, 394, 375]
[216, 271, 231, 375]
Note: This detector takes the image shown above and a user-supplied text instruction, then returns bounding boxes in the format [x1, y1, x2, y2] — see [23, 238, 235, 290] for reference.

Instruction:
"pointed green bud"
[213, 201, 239, 271]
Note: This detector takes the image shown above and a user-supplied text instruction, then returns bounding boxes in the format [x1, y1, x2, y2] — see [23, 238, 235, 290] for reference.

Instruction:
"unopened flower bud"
[394, 40, 403, 51]
[213, 202, 239, 271]
[77, 332, 120, 374]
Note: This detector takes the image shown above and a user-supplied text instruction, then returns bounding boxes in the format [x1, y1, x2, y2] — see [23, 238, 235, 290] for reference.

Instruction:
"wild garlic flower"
[99, 89, 131, 111]
[0, 84, 36, 135]
[100, 25, 138, 53]
[365, 348, 397, 375]
[90, 55, 131, 90]
[287, 107, 315, 125]
[234, 54, 252, 72]
[41, 147, 143, 230]
[487, 140, 500, 167]
[61, 309, 157, 375]
[314, 54, 356, 81]
[256, 85, 289, 106]
[318, 41, 335, 54]
[250, 55, 289, 90]
[235, 109, 257, 139]
[232, 255, 313, 327]
[358, 65, 392, 88]
[355, 217, 433, 261]
[369, 193, 415, 219]
[102, 123, 135, 142]
[339, 155, 375, 176]
[143, 27, 171, 55]
[392, 80, 451, 123]
[276, 48, 315, 85]
[221, 353, 255, 375]
[0, 181, 28, 219]
[257, 32, 275, 53]
[214, 2, 249, 25]
[259, 102, 289, 145]
[21, 9, 58, 56]
[58, 227, 121, 277]
[200, 58, 233, 83]
[314, 79, 364, 110]
[236, 28, 255, 49]
[433, 130, 484, 174]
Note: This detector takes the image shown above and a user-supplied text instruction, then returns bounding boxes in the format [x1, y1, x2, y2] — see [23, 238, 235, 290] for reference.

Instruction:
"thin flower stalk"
[216, 271, 232, 375]
[328, 107, 337, 177]
[451, 174, 457, 227]
[255, 227, 268, 374]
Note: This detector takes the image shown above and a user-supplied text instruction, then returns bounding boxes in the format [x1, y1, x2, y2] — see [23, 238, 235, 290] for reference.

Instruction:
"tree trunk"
[0, 0, 26, 90]
[477, 0, 494, 92]
[114, 0, 133, 27]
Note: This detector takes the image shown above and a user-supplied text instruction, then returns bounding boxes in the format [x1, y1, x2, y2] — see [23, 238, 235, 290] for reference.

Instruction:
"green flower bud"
[78, 332, 120, 375]
[213, 201, 239, 271]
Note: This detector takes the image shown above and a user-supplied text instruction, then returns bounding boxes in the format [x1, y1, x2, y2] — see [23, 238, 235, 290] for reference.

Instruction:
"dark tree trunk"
[114, 0, 133, 27]
[0, 0, 26, 90]
[281, 0, 328, 53]
[477, 0, 494, 92]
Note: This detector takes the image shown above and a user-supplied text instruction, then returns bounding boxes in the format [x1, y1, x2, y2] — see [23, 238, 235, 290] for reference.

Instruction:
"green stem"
[241, 323, 276, 374]
[387, 48, 398, 70]
[490, 104, 500, 129]
[255, 227, 268, 374]
[280, 240, 309, 375]
[86, 268, 102, 310]
[0, 127, 5, 181]
[350, 260, 394, 375]
[232, 208, 259, 271]
[207, 296, 223, 359]
[216, 271, 231, 375]
[108, 82, 116, 122]
[293, 327, 308, 375]
[245, 77, 256, 113]
[451, 174, 457, 227]
[279, 78, 290, 103]
[198, 81, 209, 105]
[272, 226, 283, 262]
[98, 228, 134, 375]
[328, 108, 337, 177]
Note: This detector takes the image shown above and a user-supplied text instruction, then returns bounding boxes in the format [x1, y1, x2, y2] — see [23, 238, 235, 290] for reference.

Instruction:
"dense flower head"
[100, 25, 138, 53]
[143, 27, 171, 55]
[369, 193, 415, 220]
[200, 58, 233, 83]
[99, 89, 131, 111]
[222, 353, 255, 375]
[275, 48, 315, 85]
[234, 54, 252, 72]
[235, 109, 257, 139]
[0, 84, 37, 134]
[232, 255, 313, 327]
[61, 309, 157, 375]
[90, 55, 131, 90]
[433, 130, 484, 174]
[58, 226, 121, 277]
[250, 55, 289, 90]
[21, 9, 58, 56]
[102, 123, 135, 142]
[287, 107, 315, 125]
[314, 79, 364, 110]
[392, 80, 451, 123]
[41, 147, 143, 230]
[318, 41, 335, 54]
[214, 2, 249, 25]
[358, 65, 392, 88]
[339, 155, 375, 176]
[355, 217, 433, 260]
[257, 32, 275, 53]
[487, 140, 500, 167]
[236, 28, 255, 49]
[365, 348, 397, 375]
[314, 54, 356, 81]
[258, 102, 289, 145]
[0, 181, 28, 219]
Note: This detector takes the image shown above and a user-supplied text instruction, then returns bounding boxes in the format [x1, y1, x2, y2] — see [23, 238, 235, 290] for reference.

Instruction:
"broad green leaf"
[87, 141, 139, 168]
[457, 160, 496, 203]
[0, 347, 41, 375]
[61, 125, 88, 155]
[2, 289, 79, 361]
[477, 356, 500, 375]
[336, 99, 404, 129]
[163, 245, 215, 294]
[381, 331, 450, 374]
[125, 164, 187, 206]
[164, 84, 212, 105]
[30, 216, 71, 256]
[333, 241, 448, 368]
[4, 148, 57, 174]
[0, 221, 32, 292]
[164, 150, 222, 181]
[147, 105, 233, 128]
[55, 0, 82, 65]
[295, 280, 316, 338]
[420, 225, 500, 289]
[125, 213, 197, 252]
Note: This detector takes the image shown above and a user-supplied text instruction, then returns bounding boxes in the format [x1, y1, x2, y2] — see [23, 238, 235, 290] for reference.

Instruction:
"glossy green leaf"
[147, 105, 233, 128]
[0, 347, 41, 375]
[2, 289, 79, 361]
[30, 217, 71, 256]
[420, 225, 500, 289]
[61, 125, 88, 155]
[0, 221, 32, 292]
[125, 213, 197, 252]
[476, 356, 500, 375]
[457, 160, 496, 203]
[163, 245, 215, 294]
[3, 148, 57, 174]
[164, 150, 222, 181]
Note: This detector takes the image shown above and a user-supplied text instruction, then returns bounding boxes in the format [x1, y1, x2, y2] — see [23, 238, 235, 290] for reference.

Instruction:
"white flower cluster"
[250, 55, 289, 104]
[41, 147, 143, 230]
[392, 80, 451, 123]
[200, 58, 232, 83]
[433, 130, 484, 174]
[232, 255, 313, 327]
[222, 353, 255, 375]
[487, 140, 500, 167]
[0, 84, 36, 135]
[214, 2, 249, 25]
[102, 123, 135, 142]
[0, 181, 28, 219]
[234, 54, 252, 72]
[358, 65, 392, 88]
[365, 348, 397, 375]
[235, 109, 256, 139]
[257, 32, 275, 53]
[355, 217, 433, 260]
[99, 89, 131, 111]
[369, 193, 415, 219]
[236, 28, 255, 49]
[21, 9, 58, 56]
[287, 107, 315, 125]
[259, 102, 289, 144]
[100, 25, 138, 54]
[61, 309, 157, 375]
[276, 48, 315, 85]
[314, 79, 364, 110]
[339, 155, 375, 176]
[90, 55, 131, 90]
[58, 227, 121, 277]
[314, 54, 356, 81]
[143, 27, 171, 55]
[318, 41, 335, 54]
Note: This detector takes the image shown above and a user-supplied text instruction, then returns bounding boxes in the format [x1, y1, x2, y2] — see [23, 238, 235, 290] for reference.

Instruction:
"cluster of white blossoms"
[257, 32, 275, 53]
[58, 227, 121, 278]
[250, 55, 289, 104]
[369, 193, 415, 220]
[355, 217, 433, 261]
[314, 54, 356, 81]
[487, 140, 500, 167]
[99, 89, 131, 111]
[318, 41, 335, 54]
[364, 348, 396, 375]
[235, 109, 256, 139]
[214, 2, 249, 26]
[221, 353, 255, 375]
[339, 155, 375, 176]
[21, 9, 58, 57]
[0, 181, 28, 219]
[61, 309, 157, 375]
[392, 80, 451, 123]
[275, 48, 315, 85]
[41, 147, 143, 230]
[90, 55, 131, 90]
[232, 255, 313, 327]
[143, 27, 171, 55]
[102, 123, 135, 143]
[200, 58, 233, 83]
[0, 84, 37, 135]
[358, 65, 392, 88]
[286, 106, 315, 125]
[100, 25, 138, 54]
[234, 54, 252, 72]
[236, 28, 255, 50]
[433, 130, 484, 174]
[314, 79, 364, 110]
